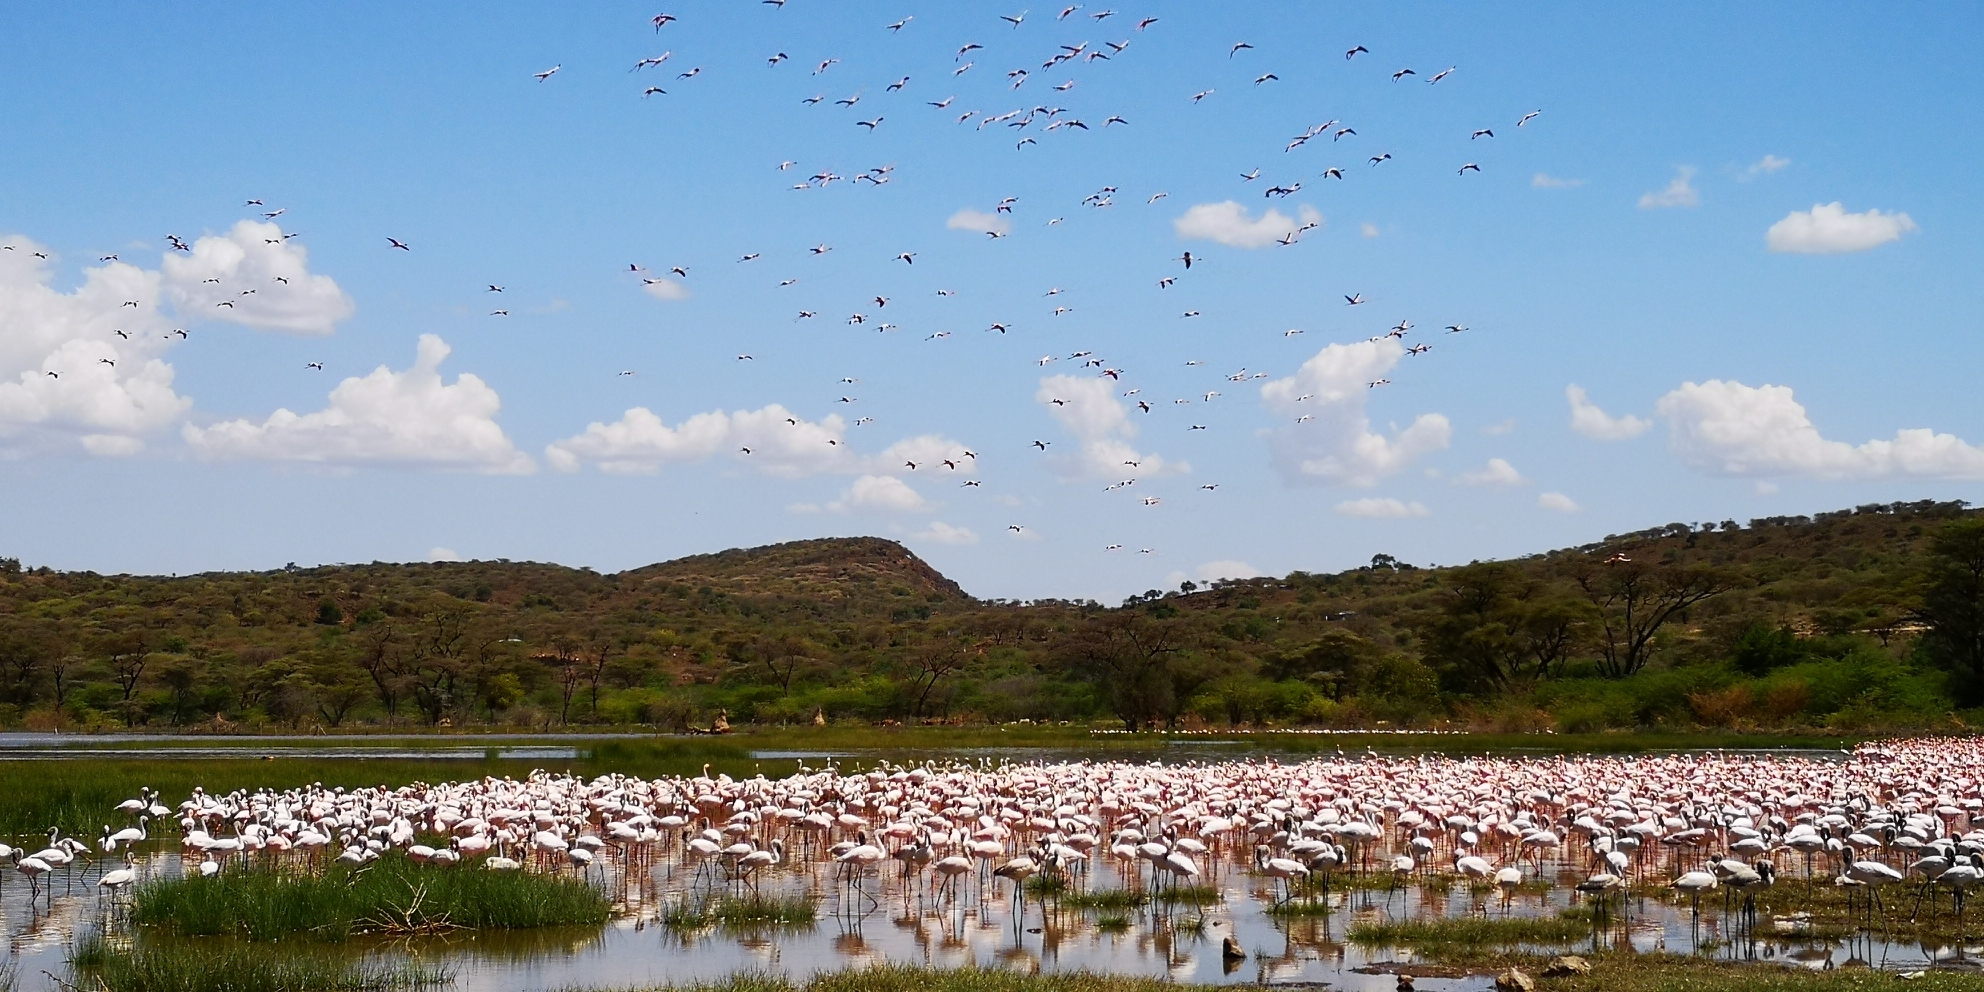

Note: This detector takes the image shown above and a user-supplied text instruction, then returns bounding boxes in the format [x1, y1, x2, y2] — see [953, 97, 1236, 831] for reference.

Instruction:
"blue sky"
[2, 2, 1979, 600]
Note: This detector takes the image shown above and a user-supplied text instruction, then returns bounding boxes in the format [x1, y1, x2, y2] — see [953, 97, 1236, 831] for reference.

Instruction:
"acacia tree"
[1062, 612, 1193, 730]
[905, 632, 977, 719]
[1916, 518, 1984, 704]
[1567, 558, 1730, 678]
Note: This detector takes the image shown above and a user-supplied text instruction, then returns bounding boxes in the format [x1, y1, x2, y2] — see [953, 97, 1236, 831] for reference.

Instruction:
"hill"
[0, 498, 1979, 734]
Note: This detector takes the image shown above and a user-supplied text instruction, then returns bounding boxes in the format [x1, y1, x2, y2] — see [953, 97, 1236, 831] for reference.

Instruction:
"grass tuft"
[664, 895, 816, 931]
[128, 855, 609, 941]
[1345, 914, 1589, 947]
[70, 933, 448, 992]
[1059, 888, 1149, 910]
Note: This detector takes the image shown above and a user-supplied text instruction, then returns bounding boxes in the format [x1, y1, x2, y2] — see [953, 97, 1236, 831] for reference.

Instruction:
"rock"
[1542, 956, 1591, 977]
[1494, 967, 1535, 992]
[1221, 935, 1246, 960]
[1396, 974, 1416, 992]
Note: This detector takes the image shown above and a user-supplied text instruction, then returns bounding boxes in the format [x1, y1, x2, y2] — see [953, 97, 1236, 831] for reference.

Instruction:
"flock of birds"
[10, 738, 1984, 944]
[13, 7, 1545, 553]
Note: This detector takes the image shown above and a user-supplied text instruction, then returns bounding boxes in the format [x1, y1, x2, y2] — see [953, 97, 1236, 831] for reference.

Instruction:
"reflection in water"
[2, 843, 1971, 992]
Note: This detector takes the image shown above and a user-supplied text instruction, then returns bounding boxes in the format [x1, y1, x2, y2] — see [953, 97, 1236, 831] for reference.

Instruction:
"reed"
[128, 855, 609, 941]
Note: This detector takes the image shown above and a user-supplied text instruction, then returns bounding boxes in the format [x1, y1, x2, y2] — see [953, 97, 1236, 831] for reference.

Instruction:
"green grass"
[0, 739, 747, 838]
[1154, 884, 1222, 905]
[662, 895, 817, 931]
[603, 964, 1228, 992]
[1518, 954, 1984, 992]
[1058, 888, 1148, 910]
[70, 933, 447, 992]
[128, 855, 610, 941]
[1094, 914, 1130, 932]
[1345, 914, 1591, 947]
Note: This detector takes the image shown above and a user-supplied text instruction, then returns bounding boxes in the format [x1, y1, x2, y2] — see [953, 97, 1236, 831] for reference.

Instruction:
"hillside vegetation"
[3, 500, 1983, 735]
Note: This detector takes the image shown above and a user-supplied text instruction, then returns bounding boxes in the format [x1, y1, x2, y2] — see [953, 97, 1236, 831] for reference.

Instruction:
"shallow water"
[6, 843, 1980, 992]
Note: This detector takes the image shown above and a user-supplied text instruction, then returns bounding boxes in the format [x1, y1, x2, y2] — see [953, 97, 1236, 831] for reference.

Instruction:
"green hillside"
[2, 498, 1980, 734]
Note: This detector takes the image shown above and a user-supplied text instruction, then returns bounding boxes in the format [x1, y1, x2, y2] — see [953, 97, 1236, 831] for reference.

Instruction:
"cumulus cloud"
[184, 334, 534, 474]
[1335, 497, 1428, 518]
[827, 474, 931, 514]
[1655, 379, 1984, 479]
[947, 208, 1011, 236]
[1765, 202, 1917, 254]
[912, 521, 979, 545]
[1457, 457, 1527, 488]
[1359, 222, 1380, 238]
[1742, 154, 1790, 179]
[1532, 173, 1585, 189]
[428, 547, 463, 562]
[1638, 166, 1699, 209]
[546, 403, 974, 479]
[640, 278, 689, 301]
[0, 238, 192, 453]
[1196, 560, 1263, 582]
[160, 221, 354, 334]
[1036, 374, 1185, 478]
[1173, 201, 1321, 249]
[1537, 492, 1580, 513]
[1567, 385, 1651, 440]
[1259, 338, 1450, 486]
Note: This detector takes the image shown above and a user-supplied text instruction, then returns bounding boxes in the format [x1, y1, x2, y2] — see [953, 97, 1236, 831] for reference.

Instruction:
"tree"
[1061, 612, 1192, 730]
[357, 622, 408, 720]
[1568, 558, 1730, 678]
[905, 634, 975, 718]
[1416, 563, 1525, 693]
[1917, 518, 1984, 704]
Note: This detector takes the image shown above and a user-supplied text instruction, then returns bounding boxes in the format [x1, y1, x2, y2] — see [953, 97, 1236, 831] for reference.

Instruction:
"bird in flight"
[1241, 168, 1260, 181]
[534, 65, 561, 82]
[1001, 10, 1026, 28]
[1391, 67, 1415, 81]
[1230, 41, 1252, 57]
[1255, 73, 1277, 85]
[1177, 252, 1195, 269]
[1429, 66, 1455, 84]
[1471, 128, 1494, 139]
[306, 362, 324, 370]
[1518, 109, 1543, 126]
[1458, 162, 1481, 174]
[1136, 16, 1158, 29]
[1369, 153, 1392, 165]
[388, 238, 410, 250]
[1191, 89, 1214, 103]
[1345, 293, 1365, 305]
[1446, 324, 1468, 333]
[887, 16, 912, 31]
[1345, 45, 1368, 59]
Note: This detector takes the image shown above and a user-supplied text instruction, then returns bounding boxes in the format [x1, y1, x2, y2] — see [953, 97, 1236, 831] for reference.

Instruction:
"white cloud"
[1457, 457, 1526, 488]
[1655, 379, 1984, 479]
[1259, 338, 1450, 486]
[1359, 222, 1380, 238]
[1481, 418, 1516, 436]
[1537, 492, 1580, 513]
[1532, 173, 1585, 189]
[0, 237, 193, 452]
[1566, 385, 1651, 440]
[160, 221, 354, 334]
[1196, 560, 1263, 582]
[1173, 202, 1321, 249]
[427, 547, 462, 562]
[184, 334, 534, 474]
[1037, 374, 1185, 478]
[826, 474, 931, 514]
[1765, 202, 1917, 254]
[912, 521, 979, 545]
[947, 208, 1011, 236]
[546, 403, 974, 479]
[640, 278, 689, 301]
[1638, 166, 1699, 209]
[1742, 154, 1790, 179]
[1335, 497, 1428, 518]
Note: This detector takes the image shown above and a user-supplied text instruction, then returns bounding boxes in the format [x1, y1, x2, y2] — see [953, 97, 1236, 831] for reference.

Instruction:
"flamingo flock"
[10, 737, 1984, 937]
